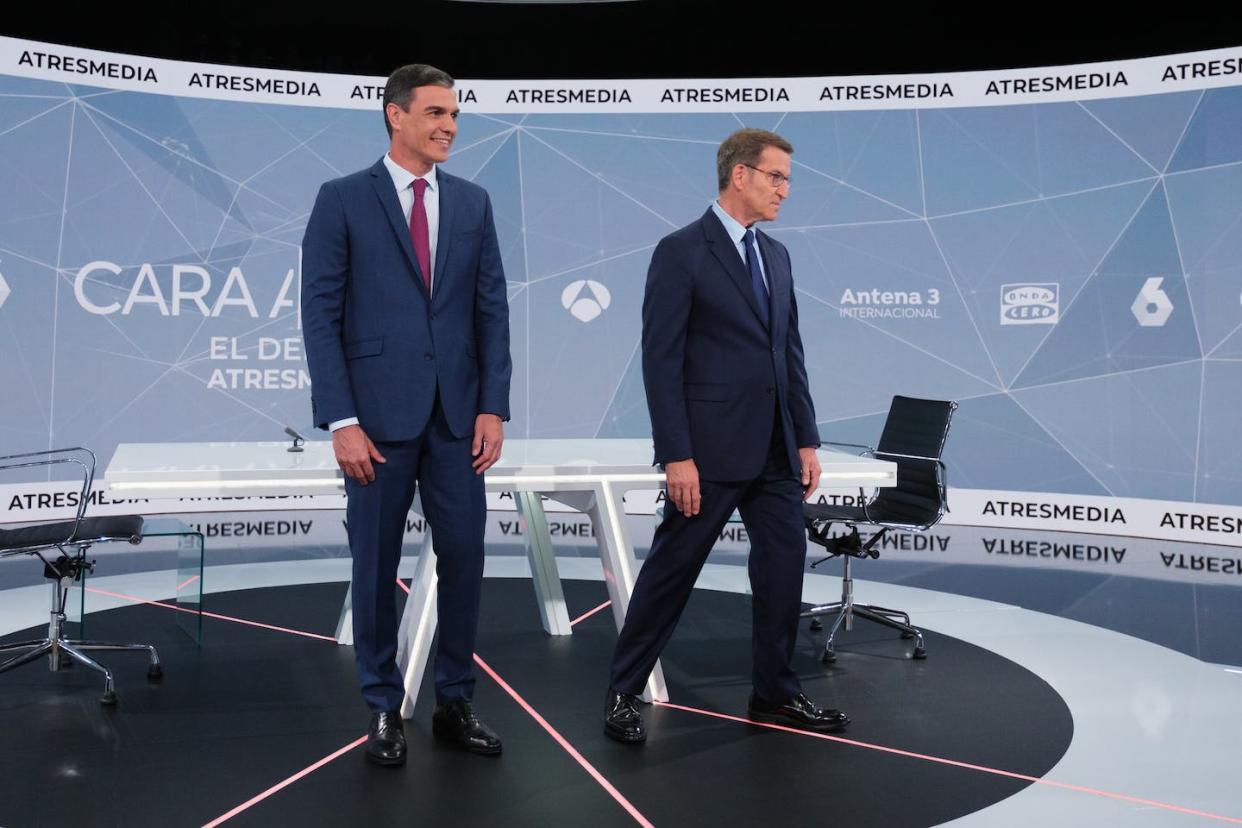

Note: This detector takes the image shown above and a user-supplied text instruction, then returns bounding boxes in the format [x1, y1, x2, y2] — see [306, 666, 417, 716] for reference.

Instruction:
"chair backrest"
[871, 396, 957, 526]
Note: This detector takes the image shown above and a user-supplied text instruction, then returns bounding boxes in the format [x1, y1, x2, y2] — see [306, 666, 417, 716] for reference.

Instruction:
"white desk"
[106, 439, 896, 713]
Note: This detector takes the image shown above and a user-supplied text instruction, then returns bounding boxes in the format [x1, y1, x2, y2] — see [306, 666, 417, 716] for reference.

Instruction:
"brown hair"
[716, 128, 794, 191]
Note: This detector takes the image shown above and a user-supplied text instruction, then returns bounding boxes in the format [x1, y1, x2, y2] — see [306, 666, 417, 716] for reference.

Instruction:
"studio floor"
[0, 535, 1238, 827]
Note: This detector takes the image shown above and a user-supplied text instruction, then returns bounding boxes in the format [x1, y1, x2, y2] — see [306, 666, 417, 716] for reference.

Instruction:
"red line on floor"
[77, 575, 1242, 823]
[177, 574, 200, 592]
[84, 586, 338, 643]
[474, 653, 654, 828]
[656, 700, 1242, 824]
[570, 600, 611, 627]
[200, 734, 368, 827]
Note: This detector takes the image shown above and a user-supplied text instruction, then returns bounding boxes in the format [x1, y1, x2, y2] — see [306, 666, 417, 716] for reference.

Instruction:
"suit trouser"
[345, 396, 486, 712]
[610, 424, 807, 703]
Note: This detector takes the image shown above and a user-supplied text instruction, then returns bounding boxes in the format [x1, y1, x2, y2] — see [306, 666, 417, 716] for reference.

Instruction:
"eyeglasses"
[743, 164, 792, 189]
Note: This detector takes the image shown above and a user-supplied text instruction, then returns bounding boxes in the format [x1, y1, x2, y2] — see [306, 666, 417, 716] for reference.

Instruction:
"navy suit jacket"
[642, 208, 819, 482]
[301, 158, 511, 442]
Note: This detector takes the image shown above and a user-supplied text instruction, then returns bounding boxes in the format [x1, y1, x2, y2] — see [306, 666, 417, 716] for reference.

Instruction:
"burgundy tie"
[409, 178, 431, 292]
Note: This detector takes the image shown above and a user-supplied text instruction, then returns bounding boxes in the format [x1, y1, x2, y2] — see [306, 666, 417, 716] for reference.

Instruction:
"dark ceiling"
[6, 4, 1240, 79]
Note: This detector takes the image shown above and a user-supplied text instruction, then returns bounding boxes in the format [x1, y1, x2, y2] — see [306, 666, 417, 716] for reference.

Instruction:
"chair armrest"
[0, 448, 97, 542]
[938, 460, 950, 513]
[874, 449, 938, 463]
[820, 440, 876, 457]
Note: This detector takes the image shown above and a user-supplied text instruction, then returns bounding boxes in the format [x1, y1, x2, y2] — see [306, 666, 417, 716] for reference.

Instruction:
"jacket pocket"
[344, 337, 383, 359]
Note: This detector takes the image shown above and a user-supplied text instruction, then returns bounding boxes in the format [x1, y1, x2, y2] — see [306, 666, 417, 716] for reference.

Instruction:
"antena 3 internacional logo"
[838, 287, 941, 320]
[1000, 283, 1058, 325]
[561, 279, 611, 323]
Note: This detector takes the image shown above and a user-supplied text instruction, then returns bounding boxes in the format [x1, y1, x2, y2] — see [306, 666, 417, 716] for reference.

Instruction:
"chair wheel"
[821, 650, 836, 664]
[913, 646, 927, 660]
[809, 618, 823, 632]
[147, 664, 163, 682]
[101, 690, 118, 706]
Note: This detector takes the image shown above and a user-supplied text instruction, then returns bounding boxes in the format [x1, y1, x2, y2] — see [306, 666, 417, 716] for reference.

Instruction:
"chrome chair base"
[0, 577, 162, 705]
[802, 556, 926, 662]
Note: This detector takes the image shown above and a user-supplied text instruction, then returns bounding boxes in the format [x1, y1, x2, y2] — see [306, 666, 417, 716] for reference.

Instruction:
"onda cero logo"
[560, 279, 611, 323]
[1000, 283, 1058, 326]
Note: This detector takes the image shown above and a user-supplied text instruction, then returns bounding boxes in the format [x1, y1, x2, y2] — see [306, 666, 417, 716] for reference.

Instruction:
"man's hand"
[333, 424, 386, 484]
[799, 447, 821, 500]
[665, 458, 701, 517]
[472, 414, 504, 474]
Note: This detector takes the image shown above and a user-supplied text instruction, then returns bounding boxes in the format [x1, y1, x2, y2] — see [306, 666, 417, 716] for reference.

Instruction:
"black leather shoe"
[432, 699, 502, 755]
[747, 692, 850, 733]
[604, 689, 646, 743]
[365, 710, 407, 766]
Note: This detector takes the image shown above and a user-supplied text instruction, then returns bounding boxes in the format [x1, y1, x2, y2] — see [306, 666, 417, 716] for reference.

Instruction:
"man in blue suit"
[604, 129, 849, 743]
[301, 64, 511, 764]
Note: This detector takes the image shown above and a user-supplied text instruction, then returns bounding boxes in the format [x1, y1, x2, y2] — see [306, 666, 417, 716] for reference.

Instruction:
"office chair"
[0, 448, 162, 705]
[802, 396, 956, 662]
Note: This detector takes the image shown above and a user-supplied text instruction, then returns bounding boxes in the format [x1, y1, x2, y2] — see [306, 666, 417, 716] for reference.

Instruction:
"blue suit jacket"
[642, 208, 819, 482]
[300, 158, 511, 441]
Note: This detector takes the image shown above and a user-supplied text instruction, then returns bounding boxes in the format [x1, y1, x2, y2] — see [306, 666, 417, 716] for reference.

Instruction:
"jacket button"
[766, 387, 774, 394]
[424, 353, 434, 361]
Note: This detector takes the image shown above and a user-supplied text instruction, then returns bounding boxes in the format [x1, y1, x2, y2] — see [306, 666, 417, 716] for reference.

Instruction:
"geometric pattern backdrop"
[2, 75, 1241, 505]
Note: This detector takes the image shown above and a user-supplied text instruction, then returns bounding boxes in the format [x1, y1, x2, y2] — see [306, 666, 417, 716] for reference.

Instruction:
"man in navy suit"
[604, 128, 849, 743]
[301, 64, 511, 764]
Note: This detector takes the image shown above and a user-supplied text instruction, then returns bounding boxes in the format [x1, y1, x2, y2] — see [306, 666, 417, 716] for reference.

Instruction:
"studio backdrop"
[1, 36, 1241, 550]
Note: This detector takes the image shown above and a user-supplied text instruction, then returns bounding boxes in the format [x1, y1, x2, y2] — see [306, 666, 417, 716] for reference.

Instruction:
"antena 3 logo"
[561, 279, 611, 323]
[1000, 283, 1058, 325]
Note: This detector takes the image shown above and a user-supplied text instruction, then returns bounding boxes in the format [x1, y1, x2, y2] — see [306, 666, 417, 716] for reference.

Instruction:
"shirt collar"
[711, 199, 751, 245]
[384, 153, 438, 193]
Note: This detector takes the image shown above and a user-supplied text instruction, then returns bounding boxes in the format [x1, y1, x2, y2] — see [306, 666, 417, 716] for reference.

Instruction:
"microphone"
[284, 425, 306, 453]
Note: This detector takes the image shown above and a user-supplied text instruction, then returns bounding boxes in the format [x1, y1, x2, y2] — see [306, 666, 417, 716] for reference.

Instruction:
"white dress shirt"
[710, 200, 769, 291]
[382, 152, 440, 291]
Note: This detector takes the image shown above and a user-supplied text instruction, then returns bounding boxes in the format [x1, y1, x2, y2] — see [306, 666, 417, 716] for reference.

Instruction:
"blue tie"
[743, 228, 770, 328]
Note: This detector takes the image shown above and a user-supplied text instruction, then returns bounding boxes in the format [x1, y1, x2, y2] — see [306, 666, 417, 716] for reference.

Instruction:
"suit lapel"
[433, 171, 455, 301]
[369, 159, 429, 298]
[702, 209, 767, 329]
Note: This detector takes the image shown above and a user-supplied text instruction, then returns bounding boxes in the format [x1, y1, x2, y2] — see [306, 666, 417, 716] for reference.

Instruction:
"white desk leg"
[337, 494, 426, 647]
[515, 491, 573, 636]
[397, 530, 439, 720]
[562, 484, 668, 703]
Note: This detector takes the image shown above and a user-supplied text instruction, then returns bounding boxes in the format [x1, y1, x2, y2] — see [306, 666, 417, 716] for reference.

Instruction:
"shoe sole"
[365, 751, 406, 767]
[747, 711, 850, 733]
[604, 724, 647, 743]
[432, 723, 503, 755]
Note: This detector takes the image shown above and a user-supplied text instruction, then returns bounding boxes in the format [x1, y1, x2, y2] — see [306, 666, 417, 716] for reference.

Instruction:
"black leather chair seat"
[0, 515, 145, 552]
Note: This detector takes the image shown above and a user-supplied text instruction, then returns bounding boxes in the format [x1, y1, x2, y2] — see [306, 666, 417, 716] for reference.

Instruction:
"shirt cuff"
[328, 417, 359, 432]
